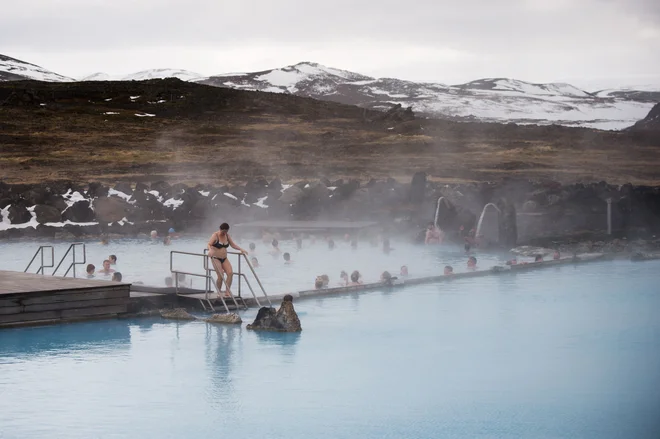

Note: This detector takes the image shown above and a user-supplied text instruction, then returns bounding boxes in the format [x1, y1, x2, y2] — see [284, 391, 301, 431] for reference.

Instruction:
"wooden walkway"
[0, 271, 130, 328]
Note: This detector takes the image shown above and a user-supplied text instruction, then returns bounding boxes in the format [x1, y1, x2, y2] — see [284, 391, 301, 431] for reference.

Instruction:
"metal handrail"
[24, 246, 55, 274]
[52, 242, 86, 278]
[170, 249, 271, 311]
[234, 251, 272, 306]
[170, 250, 240, 313]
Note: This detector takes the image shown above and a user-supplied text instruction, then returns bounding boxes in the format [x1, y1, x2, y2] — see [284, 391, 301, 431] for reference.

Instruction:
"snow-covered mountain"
[200, 62, 658, 130]
[81, 69, 203, 82]
[0, 54, 73, 82]
[2, 53, 657, 130]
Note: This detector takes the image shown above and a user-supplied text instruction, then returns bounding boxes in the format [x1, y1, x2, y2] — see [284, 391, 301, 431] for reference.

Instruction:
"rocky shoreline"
[1, 174, 659, 252]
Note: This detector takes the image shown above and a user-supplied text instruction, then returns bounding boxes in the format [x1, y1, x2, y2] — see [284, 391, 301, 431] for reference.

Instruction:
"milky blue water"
[2, 235, 510, 294]
[1, 260, 660, 439]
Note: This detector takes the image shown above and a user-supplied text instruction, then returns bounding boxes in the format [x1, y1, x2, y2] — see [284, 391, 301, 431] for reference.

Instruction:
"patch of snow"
[39, 103, 46, 107]
[147, 190, 162, 201]
[103, 112, 120, 115]
[224, 192, 238, 200]
[135, 113, 156, 117]
[104, 98, 112, 101]
[62, 190, 88, 207]
[328, 186, 337, 191]
[0, 205, 39, 230]
[107, 188, 132, 201]
[281, 184, 292, 192]
[163, 198, 184, 209]
[44, 220, 99, 228]
[254, 196, 269, 209]
[130, 95, 141, 100]
[199, 190, 210, 197]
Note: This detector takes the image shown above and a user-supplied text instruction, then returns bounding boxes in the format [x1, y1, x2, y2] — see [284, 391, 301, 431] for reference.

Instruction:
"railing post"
[238, 254, 242, 298]
[606, 198, 612, 235]
[39, 249, 44, 275]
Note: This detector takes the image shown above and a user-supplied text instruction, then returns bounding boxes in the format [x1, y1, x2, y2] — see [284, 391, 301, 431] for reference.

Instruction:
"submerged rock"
[246, 294, 301, 332]
[205, 313, 242, 324]
[160, 308, 196, 321]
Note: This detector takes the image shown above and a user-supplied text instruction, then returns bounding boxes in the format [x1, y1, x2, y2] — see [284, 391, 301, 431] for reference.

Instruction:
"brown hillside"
[0, 78, 659, 185]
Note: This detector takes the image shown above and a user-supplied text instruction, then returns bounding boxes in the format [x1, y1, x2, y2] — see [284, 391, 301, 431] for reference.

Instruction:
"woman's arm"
[228, 234, 246, 253]
[207, 232, 217, 251]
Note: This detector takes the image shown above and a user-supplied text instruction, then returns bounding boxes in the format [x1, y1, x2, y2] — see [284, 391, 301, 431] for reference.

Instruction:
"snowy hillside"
[81, 69, 203, 82]
[200, 62, 658, 130]
[0, 54, 73, 82]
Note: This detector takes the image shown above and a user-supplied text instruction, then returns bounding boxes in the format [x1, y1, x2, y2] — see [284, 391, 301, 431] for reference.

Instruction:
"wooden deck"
[0, 270, 130, 328]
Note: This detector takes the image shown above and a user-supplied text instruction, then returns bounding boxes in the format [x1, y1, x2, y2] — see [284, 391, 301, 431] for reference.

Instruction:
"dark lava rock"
[87, 182, 109, 198]
[34, 204, 62, 224]
[94, 197, 132, 223]
[8, 204, 32, 224]
[113, 182, 133, 196]
[62, 200, 95, 222]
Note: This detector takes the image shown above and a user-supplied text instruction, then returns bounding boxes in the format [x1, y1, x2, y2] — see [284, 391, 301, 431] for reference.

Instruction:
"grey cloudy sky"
[2, 0, 659, 89]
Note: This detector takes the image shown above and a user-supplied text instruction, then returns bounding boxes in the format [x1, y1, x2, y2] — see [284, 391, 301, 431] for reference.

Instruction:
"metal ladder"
[52, 243, 87, 278]
[24, 243, 87, 277]
[24, 246, 55, 274]
[170, 250, 271, 314]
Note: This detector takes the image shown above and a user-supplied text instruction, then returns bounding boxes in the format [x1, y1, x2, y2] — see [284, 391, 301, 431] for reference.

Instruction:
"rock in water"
[246, 295, 302, 332]
[276, 295, 302, 332]
[160, 308, 196, 320]
[205, 313, 242, 324]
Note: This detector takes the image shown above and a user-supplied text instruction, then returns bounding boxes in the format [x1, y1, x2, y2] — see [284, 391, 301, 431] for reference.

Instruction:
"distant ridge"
[1, 53, 658, 130]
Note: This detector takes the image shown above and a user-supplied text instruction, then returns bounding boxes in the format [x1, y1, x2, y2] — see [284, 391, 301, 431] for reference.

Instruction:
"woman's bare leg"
[211, 258, 225, 295]
[221, 259, 234, 295]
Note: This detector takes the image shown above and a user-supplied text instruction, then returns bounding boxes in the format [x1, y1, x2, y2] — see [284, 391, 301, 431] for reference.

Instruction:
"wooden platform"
[0, 270, 130, 328]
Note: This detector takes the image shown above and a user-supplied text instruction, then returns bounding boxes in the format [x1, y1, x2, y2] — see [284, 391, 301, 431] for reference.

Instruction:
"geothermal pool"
[1, 260, 659, 439]
[2, 235, 512, 294]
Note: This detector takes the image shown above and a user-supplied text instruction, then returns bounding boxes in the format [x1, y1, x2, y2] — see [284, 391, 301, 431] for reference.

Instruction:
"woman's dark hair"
[272, 239, 279, 247]
[86, 263, 95, 273]
[219, 223, 230, 231]
[249, 242, 256, 250]
[350, 270, 360, 283]
[381, 271, 392, 282]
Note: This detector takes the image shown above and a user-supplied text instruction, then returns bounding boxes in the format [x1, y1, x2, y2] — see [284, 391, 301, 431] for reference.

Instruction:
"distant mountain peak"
[0, 53, 73, 82]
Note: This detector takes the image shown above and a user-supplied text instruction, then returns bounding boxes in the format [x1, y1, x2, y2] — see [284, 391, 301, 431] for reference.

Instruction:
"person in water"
[467, 256, 477, 270]
[339, 270, 349, 286]
[444, 265, 454, 275]
[400, 265, 409, 276]
[250, 257, 260, 268]
[86, 264, 95, 278]
[283, 252, 292, 264]
[269, 239, 282, 257]
[112, 272, 122, 282]
[349, 270, 362, 286]
[97, 260, 115, 275]
[425, 223, 443, 244]
[535, 255, 544, 262]
[553, 250, 561, 260]
[207, 223, 247, 298]
[109, 255, 117, 265]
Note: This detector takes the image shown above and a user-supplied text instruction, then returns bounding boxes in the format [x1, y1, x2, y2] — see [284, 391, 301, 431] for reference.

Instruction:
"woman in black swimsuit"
[207, 223, 247, 298]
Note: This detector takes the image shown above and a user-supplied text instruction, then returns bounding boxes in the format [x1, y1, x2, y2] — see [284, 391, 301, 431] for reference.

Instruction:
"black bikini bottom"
[213, 257, 227, 263]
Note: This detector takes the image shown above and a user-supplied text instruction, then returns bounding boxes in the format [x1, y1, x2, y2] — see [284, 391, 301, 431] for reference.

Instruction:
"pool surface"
[1, 260, 659, 439]
[2, 235, 510, 294]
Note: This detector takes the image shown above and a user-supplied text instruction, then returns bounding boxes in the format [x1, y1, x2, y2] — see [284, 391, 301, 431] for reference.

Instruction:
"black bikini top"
[212, 233, 230, 249]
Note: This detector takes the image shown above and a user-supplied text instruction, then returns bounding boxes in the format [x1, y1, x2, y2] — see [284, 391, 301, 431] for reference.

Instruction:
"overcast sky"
[2, 0, 659, 89]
